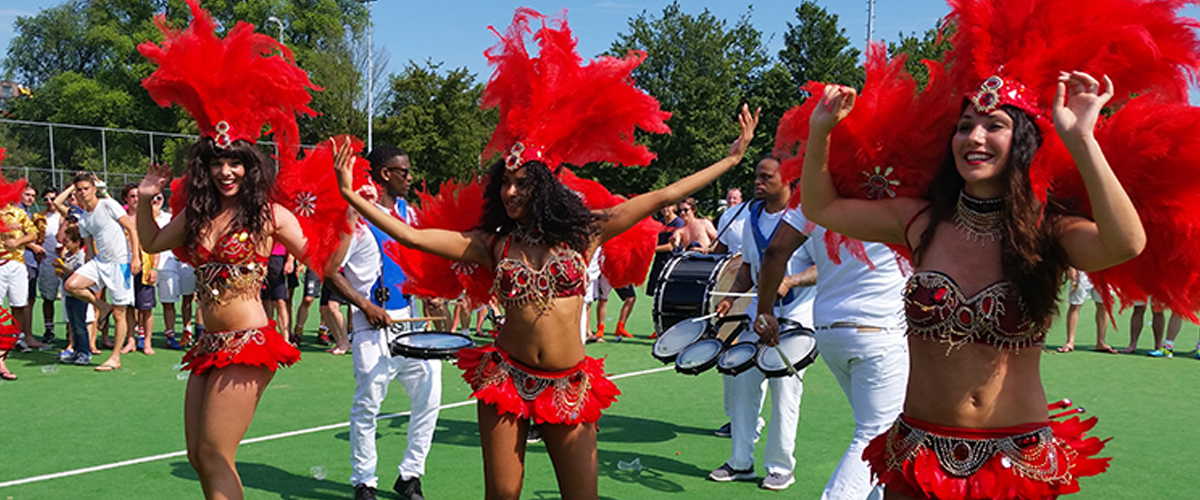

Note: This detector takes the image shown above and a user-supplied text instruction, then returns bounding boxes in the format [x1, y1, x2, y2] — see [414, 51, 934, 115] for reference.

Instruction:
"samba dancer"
[323, 145, 441, 500]
[755, 212, 909, 499]
[133, 2, 342, 498]
[709, 155, 816, 491]
[335, 10, 758, 498]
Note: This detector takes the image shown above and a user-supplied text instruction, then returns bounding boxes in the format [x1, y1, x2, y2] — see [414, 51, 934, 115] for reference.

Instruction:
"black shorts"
[614, 285, 636, 301]
[320, 282, 345, 306]
[262, 254, 289, 301]
[303, 269, 322, 298]
[134, 274, 157, 310]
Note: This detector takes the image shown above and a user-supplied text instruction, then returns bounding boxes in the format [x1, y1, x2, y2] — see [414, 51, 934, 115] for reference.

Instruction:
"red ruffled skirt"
[457, 344, 620, 425]
[181, 320, 300, 375]
[0, 308, 20, 351]
[863, 414, 1111, 500]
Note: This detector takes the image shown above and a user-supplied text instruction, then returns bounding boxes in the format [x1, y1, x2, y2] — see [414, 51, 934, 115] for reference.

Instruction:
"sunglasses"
[153, 195, 164, 202]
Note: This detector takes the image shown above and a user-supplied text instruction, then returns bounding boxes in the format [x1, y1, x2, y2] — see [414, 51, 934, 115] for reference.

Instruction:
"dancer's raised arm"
[1052, 71, 1145, 271]
[599, 104, 759, 243]
[800, 85, 925, 244]
[332, 138, 492, 266]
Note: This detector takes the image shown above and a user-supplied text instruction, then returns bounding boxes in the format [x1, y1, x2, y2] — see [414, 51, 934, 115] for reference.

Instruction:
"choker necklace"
[512, 224, 545, 246]
[954, 191, 1005, 245]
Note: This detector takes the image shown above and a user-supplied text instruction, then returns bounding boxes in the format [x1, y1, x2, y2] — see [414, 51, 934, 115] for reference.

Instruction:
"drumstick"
[773, 345, 801, 379]
[390, 316, 447, 324]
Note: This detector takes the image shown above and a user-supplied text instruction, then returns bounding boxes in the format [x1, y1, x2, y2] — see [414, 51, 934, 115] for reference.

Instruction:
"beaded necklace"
[954, 191, 1005, 245]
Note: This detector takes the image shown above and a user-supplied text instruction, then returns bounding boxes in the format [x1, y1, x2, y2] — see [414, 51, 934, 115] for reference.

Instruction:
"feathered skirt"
[182, 320, 300, 375]
[457, 344, 619, 425]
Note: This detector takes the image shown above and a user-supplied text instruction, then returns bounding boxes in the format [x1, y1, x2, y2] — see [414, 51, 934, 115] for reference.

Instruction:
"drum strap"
[750, 200, 798, 307]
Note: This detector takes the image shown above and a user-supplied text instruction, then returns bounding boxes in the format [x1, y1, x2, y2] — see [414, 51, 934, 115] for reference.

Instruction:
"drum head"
[716, 343, 758, 376]
[709, 253, 749, 316]
[755, 329, 818, 377]
[675, 338, 724, 375]
[390, 331, 474, 360]
[652, 318, 709, 363]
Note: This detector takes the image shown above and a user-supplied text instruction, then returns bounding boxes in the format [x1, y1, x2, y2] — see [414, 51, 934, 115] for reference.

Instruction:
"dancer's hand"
[332, 136, 356, 193]
[729, 104, 761, 159]
[138, 163, 172, 200]
[755, 313, 780, 346]
[810, 84, 856, 136]
[1053, 71, 1113, 144]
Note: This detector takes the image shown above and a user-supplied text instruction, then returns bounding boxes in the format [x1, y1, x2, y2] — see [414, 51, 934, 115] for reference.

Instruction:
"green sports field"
[1, 292, 1198, 499]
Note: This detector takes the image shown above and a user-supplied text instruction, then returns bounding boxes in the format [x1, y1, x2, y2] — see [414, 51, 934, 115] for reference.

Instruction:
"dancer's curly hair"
[478, 159, 603, 253]
[913, 104, 1072, 330]
[181, 138, 275, 249]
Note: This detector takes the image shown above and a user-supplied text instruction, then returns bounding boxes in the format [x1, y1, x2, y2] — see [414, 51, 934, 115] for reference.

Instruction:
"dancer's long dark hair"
[912, 104, 1071, 329]
[182, 137, 275, 249]
[478, 159, 603, 253]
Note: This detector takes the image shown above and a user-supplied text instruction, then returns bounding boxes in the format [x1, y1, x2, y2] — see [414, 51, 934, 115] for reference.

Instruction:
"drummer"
[754, 209, 909, 499]
[710, 154, 818, 491]
[323, 146, 442, 500]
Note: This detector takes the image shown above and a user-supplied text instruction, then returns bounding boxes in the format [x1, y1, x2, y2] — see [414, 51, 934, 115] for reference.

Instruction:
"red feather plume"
[481, 8, 671, 169]
[0, 149, 26, 209]
[392, 179, 493, 304]
[275, 136, 368, 279]
[138, 0, 319, 157]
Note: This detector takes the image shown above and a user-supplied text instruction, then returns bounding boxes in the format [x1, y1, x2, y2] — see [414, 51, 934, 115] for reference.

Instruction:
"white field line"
[0, 365, 674, 488]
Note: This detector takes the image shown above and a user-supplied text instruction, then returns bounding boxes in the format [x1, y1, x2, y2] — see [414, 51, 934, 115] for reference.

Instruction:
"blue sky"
[3, 1, 1200, 101]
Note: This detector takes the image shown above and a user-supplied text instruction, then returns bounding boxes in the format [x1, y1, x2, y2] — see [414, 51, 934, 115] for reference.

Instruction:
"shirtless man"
[673, 197, 717, 252]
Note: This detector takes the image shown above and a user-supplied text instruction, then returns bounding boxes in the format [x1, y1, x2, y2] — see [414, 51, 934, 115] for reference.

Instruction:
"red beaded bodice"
[904, 270, 1045, 352]
[183, 230, 269, 306]
[492, 236, 587, 311]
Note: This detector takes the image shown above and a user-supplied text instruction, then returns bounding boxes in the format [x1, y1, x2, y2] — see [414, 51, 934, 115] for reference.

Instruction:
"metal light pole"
[866, 0, 875, 44]
[359, 0, 376, 151]
[266, 16, 285, 44]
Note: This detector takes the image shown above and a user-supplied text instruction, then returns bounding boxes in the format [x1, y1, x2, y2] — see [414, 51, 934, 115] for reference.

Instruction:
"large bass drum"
[652, 252, 750, 334]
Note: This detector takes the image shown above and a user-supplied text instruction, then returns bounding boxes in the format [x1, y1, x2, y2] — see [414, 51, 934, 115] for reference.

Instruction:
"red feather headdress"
[0, 149, 28, 209]
[138, 0, 319, 157]
[481, 7, 671, 170]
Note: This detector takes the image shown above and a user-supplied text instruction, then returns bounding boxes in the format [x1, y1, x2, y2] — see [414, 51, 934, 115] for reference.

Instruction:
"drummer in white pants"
[709, 156, 817, 491]
[325, 217, 441, 500]
[756, 209, 909, 500]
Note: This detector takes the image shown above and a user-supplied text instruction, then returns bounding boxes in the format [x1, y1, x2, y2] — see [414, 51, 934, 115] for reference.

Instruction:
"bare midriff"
[199, 297, 271, 333]
[905, 335, 1048, 428]
[494, 297, 587, 371]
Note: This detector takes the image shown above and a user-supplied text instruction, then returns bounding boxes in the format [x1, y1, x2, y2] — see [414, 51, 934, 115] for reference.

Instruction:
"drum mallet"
[757, 314, 801, 379]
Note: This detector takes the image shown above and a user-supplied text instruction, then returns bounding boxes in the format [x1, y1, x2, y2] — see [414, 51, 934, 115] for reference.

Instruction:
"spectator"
[1061, 269, 1117, 353]
[37, 187, 63, 344]
[54, 225, 91, 365]
[675, 197, 718, 252]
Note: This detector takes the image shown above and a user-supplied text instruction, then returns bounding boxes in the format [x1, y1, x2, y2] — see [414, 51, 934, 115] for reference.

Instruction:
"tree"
[2, 0, 368, 177]
[580, 2, 769, 213]
[372, 61, 497, 189]
[887, 20, 953, 90]
[779, 1, 864, 90]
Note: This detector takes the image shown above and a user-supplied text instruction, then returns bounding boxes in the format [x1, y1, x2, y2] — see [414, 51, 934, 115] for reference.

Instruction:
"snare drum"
[716, 342, 758, 375]
[755, 327, 819, 378]
[651, 317, 709, 363]
[390, 331, 475, 359]
[672, 314, 751, 376]
[653, 252, 750, 334]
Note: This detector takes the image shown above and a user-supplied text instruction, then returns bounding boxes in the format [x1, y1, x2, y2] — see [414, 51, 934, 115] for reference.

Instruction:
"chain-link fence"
[0, 118, 303, 194]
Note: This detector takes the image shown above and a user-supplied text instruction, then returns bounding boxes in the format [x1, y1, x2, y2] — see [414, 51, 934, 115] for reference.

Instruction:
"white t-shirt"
[741, 201, 816, 327]
[41, 211, 61, 261]
[784, 209, 907, 329]
[155, 211, 177, 272]
[340, 225, 386, 332]
[78, 198, 130, 264]
[716, 202, 748, 254]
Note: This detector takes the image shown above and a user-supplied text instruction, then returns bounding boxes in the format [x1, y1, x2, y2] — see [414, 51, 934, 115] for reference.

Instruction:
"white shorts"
[75, 260, 134, 307]
[179, 263, 196, 296]
[157, 269, 181, 304]
[0, 260, 29, 308]
[37, 258, 62, 300]
[1068, 273, 1098, 305]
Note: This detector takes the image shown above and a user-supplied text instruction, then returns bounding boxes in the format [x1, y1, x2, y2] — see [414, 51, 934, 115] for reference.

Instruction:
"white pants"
[725, 365, 806, 474]
[0, 260, 29, 307]
[349, 308, 443, 488]
[815, 326, 909, 500]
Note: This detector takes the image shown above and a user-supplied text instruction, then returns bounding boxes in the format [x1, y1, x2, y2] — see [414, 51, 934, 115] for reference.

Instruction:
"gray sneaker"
[73, 352, 92, 366]
[760, 471, 795, 490]
[708, 463, 755, 482]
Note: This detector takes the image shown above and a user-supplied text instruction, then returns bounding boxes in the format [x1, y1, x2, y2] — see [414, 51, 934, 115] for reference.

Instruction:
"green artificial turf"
[1, 292, 1198, 499]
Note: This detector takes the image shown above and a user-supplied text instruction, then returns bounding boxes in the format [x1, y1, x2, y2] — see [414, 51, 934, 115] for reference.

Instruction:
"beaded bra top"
[904, 270, 1045, 352]
[492, 235, 587, 311]
[184, 230, 269, 306]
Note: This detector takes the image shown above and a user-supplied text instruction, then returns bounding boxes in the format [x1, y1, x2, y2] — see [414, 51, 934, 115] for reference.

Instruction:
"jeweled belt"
[194, 328, 266, 357]
[886, 418, 1072, 483]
